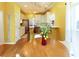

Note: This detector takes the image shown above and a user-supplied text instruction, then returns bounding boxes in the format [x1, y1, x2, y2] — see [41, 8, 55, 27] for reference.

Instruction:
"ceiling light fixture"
[33, 11, 37, 13]
[24, 5, 28, 7]
[44, 5, 48, 7]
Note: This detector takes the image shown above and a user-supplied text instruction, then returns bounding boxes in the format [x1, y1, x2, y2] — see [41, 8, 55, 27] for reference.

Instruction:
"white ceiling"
[17, 2, 55, 14]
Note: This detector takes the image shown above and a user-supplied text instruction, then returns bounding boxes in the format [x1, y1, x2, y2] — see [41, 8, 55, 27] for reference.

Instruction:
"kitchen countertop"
[29, 26, 59, 28]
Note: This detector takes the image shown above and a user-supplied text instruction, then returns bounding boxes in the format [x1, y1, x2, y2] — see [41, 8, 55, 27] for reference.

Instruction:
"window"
[46, 12, 55, 26]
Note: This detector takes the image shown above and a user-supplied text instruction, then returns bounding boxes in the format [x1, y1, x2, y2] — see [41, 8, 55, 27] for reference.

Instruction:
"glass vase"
[41, 35, 47, 46]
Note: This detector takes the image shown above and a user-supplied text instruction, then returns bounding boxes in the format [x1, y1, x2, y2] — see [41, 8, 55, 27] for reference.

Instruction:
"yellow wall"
[3, 3, 15, 43]
[0, 3, 8, 42]
[0, 3, 4, 10]
[4, 3, 9, 42]
[50, 2, 66, 41]
[6, 3, 20, 43]
[0, 3, 20, 43]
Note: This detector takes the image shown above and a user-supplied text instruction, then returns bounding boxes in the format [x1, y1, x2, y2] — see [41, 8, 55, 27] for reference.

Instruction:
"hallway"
[0, 2, 69, 57]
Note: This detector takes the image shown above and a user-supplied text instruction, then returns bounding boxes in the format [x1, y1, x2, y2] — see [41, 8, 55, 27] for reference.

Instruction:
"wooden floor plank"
[0, 38, 69, 57]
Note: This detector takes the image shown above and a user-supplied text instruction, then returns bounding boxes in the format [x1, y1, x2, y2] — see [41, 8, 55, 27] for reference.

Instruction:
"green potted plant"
[38, 23, 51, 46]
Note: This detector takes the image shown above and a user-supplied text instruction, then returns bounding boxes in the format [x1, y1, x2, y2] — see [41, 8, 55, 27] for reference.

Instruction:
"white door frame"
[70, 2, 79, 57]
[0, 11, 4, 44]
[66, 2, 79, 57]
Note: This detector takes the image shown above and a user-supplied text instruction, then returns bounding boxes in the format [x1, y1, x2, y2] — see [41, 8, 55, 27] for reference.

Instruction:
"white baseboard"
[60, 41, 70, 49]
[4, 42, 16, 44]
[0, 40, 17, 44]
[0, 41, 16, 44]
[60, 41, 72, 57]
[16, 54, 20, 57]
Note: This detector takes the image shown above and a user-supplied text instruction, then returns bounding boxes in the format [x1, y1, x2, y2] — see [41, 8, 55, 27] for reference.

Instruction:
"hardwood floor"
[0, 44, 16, 57]
[0, 37, 69, 57]
[19, 39, 69, 57]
